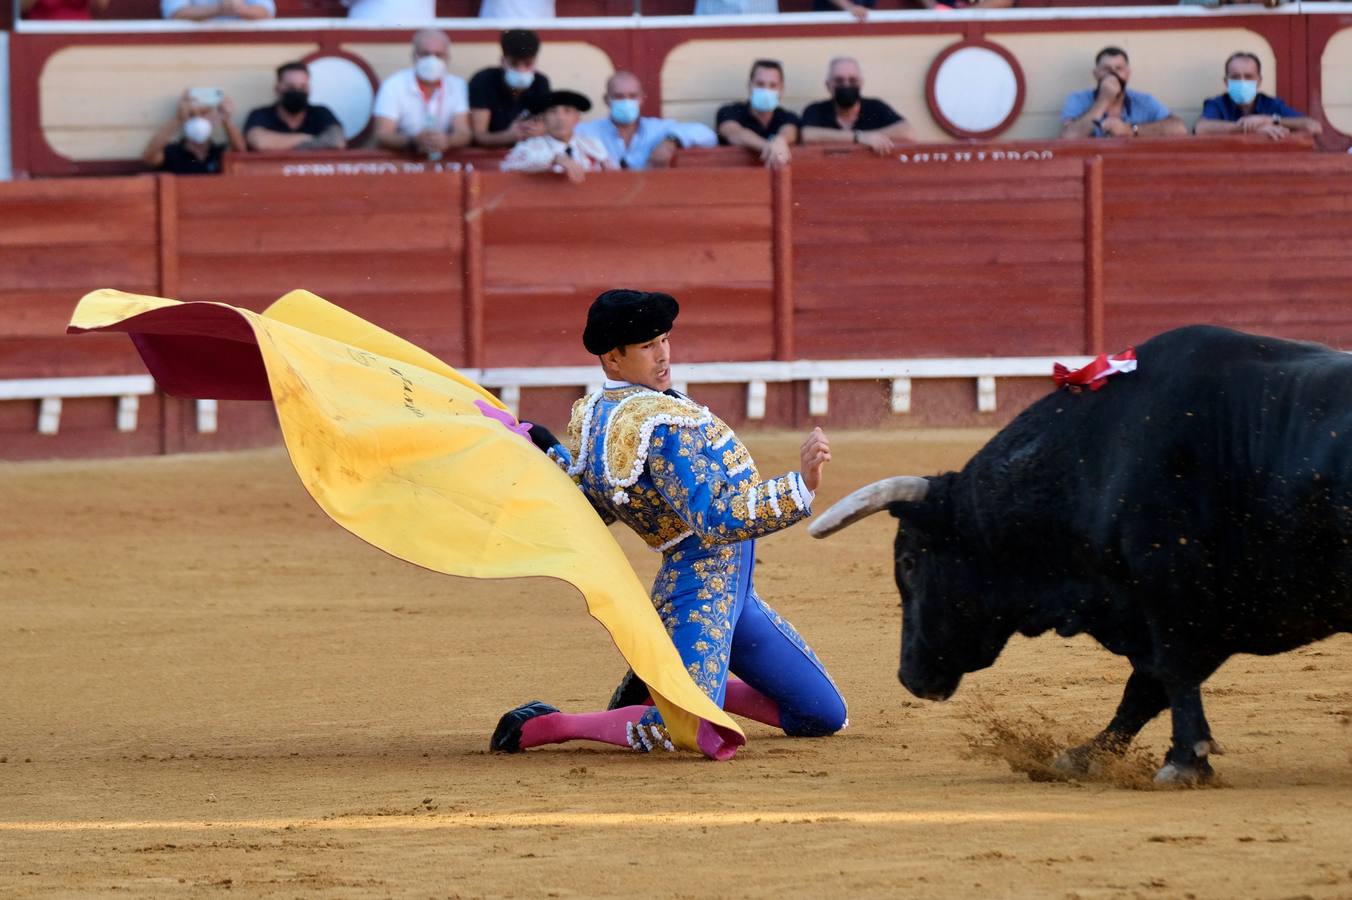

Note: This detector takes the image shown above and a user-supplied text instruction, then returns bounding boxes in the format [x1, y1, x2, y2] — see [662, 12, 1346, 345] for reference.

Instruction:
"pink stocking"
[519, 705, 652, 750]
[625, 678, 783, 729]
[724, 679, 782, 728]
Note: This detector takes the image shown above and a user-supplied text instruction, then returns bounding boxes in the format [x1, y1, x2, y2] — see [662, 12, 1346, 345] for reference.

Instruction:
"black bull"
[811, 325, 1352, 783]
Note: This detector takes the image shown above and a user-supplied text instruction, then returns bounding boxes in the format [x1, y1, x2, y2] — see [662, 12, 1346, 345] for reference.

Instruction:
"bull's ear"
[809, 476, 929, 538]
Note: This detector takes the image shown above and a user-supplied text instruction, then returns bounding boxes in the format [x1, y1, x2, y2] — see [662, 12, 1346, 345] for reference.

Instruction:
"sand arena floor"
[2, 429, 1351, 899]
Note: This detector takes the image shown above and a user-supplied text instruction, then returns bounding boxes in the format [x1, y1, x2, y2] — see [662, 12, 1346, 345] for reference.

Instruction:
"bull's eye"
[900, 554, 916, 574]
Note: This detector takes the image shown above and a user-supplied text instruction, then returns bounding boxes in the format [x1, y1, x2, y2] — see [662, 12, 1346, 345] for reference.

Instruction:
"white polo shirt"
[372, 68, 471, 137]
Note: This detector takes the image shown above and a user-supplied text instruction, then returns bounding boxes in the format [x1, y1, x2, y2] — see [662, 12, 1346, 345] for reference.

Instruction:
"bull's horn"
[808, 476, 929, 539]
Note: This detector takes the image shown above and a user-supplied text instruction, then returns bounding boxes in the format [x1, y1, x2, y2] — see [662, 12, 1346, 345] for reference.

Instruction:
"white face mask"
[503, 67, 535, 91]
[183, 116, 213, 144]
[415, 55, 446, 83]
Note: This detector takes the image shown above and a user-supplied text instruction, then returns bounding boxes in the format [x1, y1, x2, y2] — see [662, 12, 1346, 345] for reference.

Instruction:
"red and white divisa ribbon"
[1052, 348, 1137, 392]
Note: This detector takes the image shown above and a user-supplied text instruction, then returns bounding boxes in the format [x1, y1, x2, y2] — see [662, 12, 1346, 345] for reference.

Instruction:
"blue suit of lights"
[547, 384, 847, 749]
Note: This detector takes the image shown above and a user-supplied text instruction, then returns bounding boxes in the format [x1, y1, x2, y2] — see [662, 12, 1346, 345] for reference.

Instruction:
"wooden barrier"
[475, 166, 775, 367]
[6, 146, 1352, 459]
[1101, 153, 1352, 350]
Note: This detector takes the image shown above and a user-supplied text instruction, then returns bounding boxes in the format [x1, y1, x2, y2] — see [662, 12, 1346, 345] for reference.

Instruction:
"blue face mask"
[1227, 79, 1258, 106]
[609, 98, 640, 125]
[749, 87, 779, 113]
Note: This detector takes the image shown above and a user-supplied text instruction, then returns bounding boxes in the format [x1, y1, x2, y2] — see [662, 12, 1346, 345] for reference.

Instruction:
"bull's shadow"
[811, 324, 1352, 784]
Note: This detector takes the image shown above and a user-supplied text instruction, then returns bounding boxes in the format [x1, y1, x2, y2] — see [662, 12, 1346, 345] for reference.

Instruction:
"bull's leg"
[1054, 667, 1168, 775]
[1155, 683, 1219, 785]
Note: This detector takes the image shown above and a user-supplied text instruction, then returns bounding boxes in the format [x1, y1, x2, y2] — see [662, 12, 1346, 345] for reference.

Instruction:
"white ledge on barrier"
[465, 357, 1091, 418]
[0, 375, 156, 436]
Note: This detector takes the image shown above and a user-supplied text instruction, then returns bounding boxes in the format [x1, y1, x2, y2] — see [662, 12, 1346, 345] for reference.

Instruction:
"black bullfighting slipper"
[490, 700, 559, 753]
[606, 668, 651, 710]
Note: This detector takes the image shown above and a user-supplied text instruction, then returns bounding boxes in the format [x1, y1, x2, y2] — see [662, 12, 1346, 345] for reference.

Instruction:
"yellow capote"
[67, 288, 742, 753]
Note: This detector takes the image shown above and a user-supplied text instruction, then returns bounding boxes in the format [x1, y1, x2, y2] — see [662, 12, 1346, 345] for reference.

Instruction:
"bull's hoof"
[1152, 757, 1215, 786]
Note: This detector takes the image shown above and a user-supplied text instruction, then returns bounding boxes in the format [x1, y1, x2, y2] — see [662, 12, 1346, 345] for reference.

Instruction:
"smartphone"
[188, 87, 224, 108]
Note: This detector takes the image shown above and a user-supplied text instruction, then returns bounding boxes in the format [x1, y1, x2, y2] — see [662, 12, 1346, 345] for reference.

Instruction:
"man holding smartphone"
[1059, 46, 1187, 139]
[142, 90, 247, 176]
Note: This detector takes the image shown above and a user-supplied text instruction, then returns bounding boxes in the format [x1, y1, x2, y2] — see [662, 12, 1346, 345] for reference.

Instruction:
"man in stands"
[243, 62, 346, 152]
[576, 71, 716, 170]
[342, 0, 433, 20]
[500, 90, 614, 183]
[1195, 51, 1322, 139]
[799, 56, 914, 155]
[1060, 46, 1187, 139]
[161, 0, 273, 20]
[143, 90, 247, 176]
[469, 30, 553, 147]
[373, 29, 472, 159]
[715, 59, 799, 170]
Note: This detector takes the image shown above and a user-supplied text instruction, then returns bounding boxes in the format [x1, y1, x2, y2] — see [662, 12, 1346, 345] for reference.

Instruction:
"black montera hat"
[583, 290, 680, 356]
[527, 89, 592, 115]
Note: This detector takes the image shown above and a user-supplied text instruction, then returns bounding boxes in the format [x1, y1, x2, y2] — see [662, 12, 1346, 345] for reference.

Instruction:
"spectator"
[21, 0, 109, 20]
[243, 62, 346, 152]
[913, 0, 1013, 7]
[715, 59, 799, 170]
[479, 0, 554, 17]
[372, 29, 472, 159]
[1060, 46, 1187, 139]
[800, 57, 914, 155]
[500, 90, 614, 184]
[343, 0, 433, 20]
[1195, 51, 1322, 139]
[161, 0, 273, 20]
[812, 0, 870, 20]
[694, 0, 777, 13]
[469, 30, 552, 148]
[575, 71, 717, 170]
[142, 91, 246, 176]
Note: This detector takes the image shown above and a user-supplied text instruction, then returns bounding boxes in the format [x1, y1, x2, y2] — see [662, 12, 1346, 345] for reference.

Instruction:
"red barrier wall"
[6, 145, 1352, 459]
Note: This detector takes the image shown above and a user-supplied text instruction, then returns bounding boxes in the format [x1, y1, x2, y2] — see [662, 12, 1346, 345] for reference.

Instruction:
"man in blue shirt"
[1060, 46, 1187, 139]
[1195, 51, 1322, 139]
[575, 71, 718, 170]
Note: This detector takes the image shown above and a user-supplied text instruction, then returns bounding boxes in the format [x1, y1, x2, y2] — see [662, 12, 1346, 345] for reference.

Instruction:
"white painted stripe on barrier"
[499, 385, 521, 417]
[746, 380, 767, 420]
[0, 356, 1096, 438]
[116, 395, 139, 433]
[0, 375, 156, 401]
[38, 398, 62, 435]
[808, 378, 829, 417]
[890, 378, 912, 414]
[977, 376, 998, 413]
[0, 32, 10, 183]
[196, 399, 218, 434]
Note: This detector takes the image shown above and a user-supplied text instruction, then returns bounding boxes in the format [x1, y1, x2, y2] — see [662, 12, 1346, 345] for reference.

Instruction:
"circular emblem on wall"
[302, 53, 380, 143]
[925, 39, 1026, 140]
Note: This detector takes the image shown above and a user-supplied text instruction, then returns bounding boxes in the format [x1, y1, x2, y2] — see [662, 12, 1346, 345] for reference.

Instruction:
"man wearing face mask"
[143, 90, 247, 176]
[1060, 46, 1186, 139]
[468, 30, 552, 148]
[243, 62, 346, 152]
[574, 71, 716, 171]
[373, 29, 472, 159]
[1195, 51, 1321, 140]
[715, 59, 799, 170]
[500, 90, 614, 184]
[800, 56, 913, 155]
